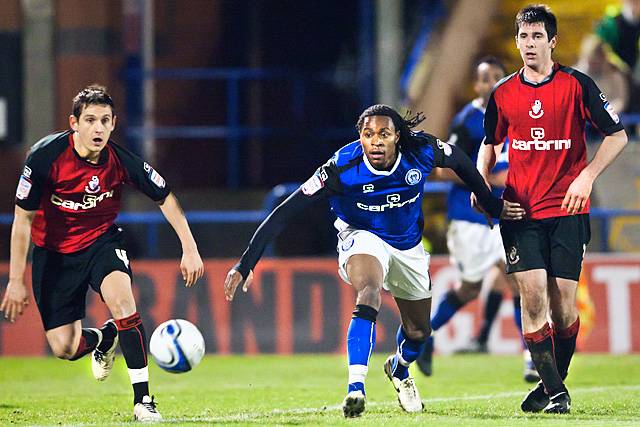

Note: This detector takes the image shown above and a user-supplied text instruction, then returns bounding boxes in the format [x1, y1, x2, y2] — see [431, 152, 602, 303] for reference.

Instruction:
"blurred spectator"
[594, 0, 640, 81]
[574, 35, 630, 113]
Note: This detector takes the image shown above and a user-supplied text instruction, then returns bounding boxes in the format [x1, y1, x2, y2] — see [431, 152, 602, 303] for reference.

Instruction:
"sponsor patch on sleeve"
[149, 169, 166, 188]
[301, 174, 324, 196]
[16, 176, 32, 200]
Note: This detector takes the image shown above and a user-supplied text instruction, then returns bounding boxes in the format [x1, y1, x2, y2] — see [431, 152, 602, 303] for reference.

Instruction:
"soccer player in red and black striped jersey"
[476, 5, 628, 414]
[0, 85, 204, 422]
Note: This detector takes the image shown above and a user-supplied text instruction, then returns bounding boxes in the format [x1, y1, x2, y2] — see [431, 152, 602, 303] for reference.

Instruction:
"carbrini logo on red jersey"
[50, 191, 114, 211]
[511, 127, 572, 151]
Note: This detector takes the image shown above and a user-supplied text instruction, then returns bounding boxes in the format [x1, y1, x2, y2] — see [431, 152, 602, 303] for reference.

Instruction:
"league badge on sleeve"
[144, 162, 166, 188]
[16, 176, 32, 200]
[301, 174, 324, 196]
[436, 139, 452, 156]
[604, 102, 620, 124]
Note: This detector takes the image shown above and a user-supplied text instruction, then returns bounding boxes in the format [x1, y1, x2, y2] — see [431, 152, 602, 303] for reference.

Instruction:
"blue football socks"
[347, 305, 378, 394]
[431, 290, 464, 331]
[390, 326, 426, 380]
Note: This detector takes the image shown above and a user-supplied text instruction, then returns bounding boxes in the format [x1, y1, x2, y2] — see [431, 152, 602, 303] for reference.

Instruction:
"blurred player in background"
[477, 5, 628, 414]
[416, 56, 539, 383]
[224, 104, 524, 417]
[0, 85, 204, 422]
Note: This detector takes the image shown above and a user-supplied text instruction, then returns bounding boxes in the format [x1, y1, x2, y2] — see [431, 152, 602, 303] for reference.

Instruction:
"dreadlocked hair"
[356, 104, 426, 152]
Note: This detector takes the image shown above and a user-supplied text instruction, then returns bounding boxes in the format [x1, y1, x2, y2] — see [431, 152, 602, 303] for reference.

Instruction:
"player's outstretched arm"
[158, 192, 204, 287]
[562, 129, 628, 215]
[1, 206, 35, 322]
[438, 141, 524, 221]
[223, 188, 326, 301]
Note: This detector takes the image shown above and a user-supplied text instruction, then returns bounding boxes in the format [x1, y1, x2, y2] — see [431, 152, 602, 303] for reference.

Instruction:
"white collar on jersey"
[362, 150, 402, 176]
[471, 98, 486, 113]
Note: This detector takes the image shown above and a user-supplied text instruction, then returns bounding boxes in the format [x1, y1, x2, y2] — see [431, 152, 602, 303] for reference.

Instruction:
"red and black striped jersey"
[484, 63, 624, 220]
[15, 130, 170, 253]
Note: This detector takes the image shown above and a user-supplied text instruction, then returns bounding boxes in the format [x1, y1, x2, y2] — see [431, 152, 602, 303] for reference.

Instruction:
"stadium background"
[0, 0, 638, 358]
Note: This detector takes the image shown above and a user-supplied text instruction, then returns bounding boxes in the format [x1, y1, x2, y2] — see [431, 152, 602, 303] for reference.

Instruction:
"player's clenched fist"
[223, 269, 253, 301]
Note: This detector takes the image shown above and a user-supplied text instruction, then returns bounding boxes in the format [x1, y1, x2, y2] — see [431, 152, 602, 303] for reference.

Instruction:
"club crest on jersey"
[529, 100, 544, 119]
[362, 184, 374, 193]
[84, 175, 101, 194]
[405, 169, 422, 185]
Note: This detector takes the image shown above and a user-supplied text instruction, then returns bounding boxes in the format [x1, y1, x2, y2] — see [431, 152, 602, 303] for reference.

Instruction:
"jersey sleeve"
[299, 157, 342, 197]
[483, 92, 508, 145]
[15, 152, 48, 211]
[234, 157, 339, 278]
[110, 142, 171, 201]
[235, 187, 329, 278]
[427, 136, 503, 218]
[575, 71, 625, 135]
[448, 120, 475, 158]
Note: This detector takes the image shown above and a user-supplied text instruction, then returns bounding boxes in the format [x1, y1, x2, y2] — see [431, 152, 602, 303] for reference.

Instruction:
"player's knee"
[106, 297, 136, 319]
[351, 275, 382, 297]
[50, 341, 76, 360]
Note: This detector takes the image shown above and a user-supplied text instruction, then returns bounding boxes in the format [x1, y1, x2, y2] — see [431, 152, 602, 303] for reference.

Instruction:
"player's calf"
[116, 312, 152, 405]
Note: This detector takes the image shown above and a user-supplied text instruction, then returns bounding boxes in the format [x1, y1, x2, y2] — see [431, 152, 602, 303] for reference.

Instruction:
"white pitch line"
[38, 384, 640, 426]
[166, 384, 640, 424]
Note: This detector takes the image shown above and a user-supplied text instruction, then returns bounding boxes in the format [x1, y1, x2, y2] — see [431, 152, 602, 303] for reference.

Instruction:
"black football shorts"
[499, 214, 590, 281]
[31, 225, 133, 330]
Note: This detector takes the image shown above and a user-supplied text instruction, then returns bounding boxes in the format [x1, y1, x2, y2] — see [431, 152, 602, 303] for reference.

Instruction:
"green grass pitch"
[1, 354, 639, 426]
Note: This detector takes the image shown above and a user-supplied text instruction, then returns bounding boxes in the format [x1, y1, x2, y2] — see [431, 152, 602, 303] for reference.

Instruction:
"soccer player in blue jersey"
[416, 57, 539, 383]
[223, 104, 524, 417]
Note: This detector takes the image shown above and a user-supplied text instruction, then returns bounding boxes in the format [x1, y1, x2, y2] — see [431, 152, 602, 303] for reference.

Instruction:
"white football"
[149, 319, 205, 373]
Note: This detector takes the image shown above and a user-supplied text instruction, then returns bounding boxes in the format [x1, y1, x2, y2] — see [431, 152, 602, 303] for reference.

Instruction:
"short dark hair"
[72, 84, 115, 118]
[475, 55, 507, 75]
[515, 4, 557, 40]
[356, 104, 425, 152]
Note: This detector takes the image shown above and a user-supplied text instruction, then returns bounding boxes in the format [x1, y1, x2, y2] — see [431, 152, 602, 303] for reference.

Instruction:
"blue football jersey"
[301, 132, 453, 250]
[446, 99, 508, 224]
[235, 128, 504, 278]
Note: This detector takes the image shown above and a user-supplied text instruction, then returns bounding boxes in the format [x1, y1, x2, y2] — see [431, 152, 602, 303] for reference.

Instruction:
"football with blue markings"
[149, 319, 205, 373]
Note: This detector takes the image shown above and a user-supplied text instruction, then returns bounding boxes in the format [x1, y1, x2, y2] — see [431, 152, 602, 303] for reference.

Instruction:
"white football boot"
[134, 395, 162, 422]
[91, 319, 119, 381]
[384, 355, 424, 413]
[342, 390, 366, 418]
